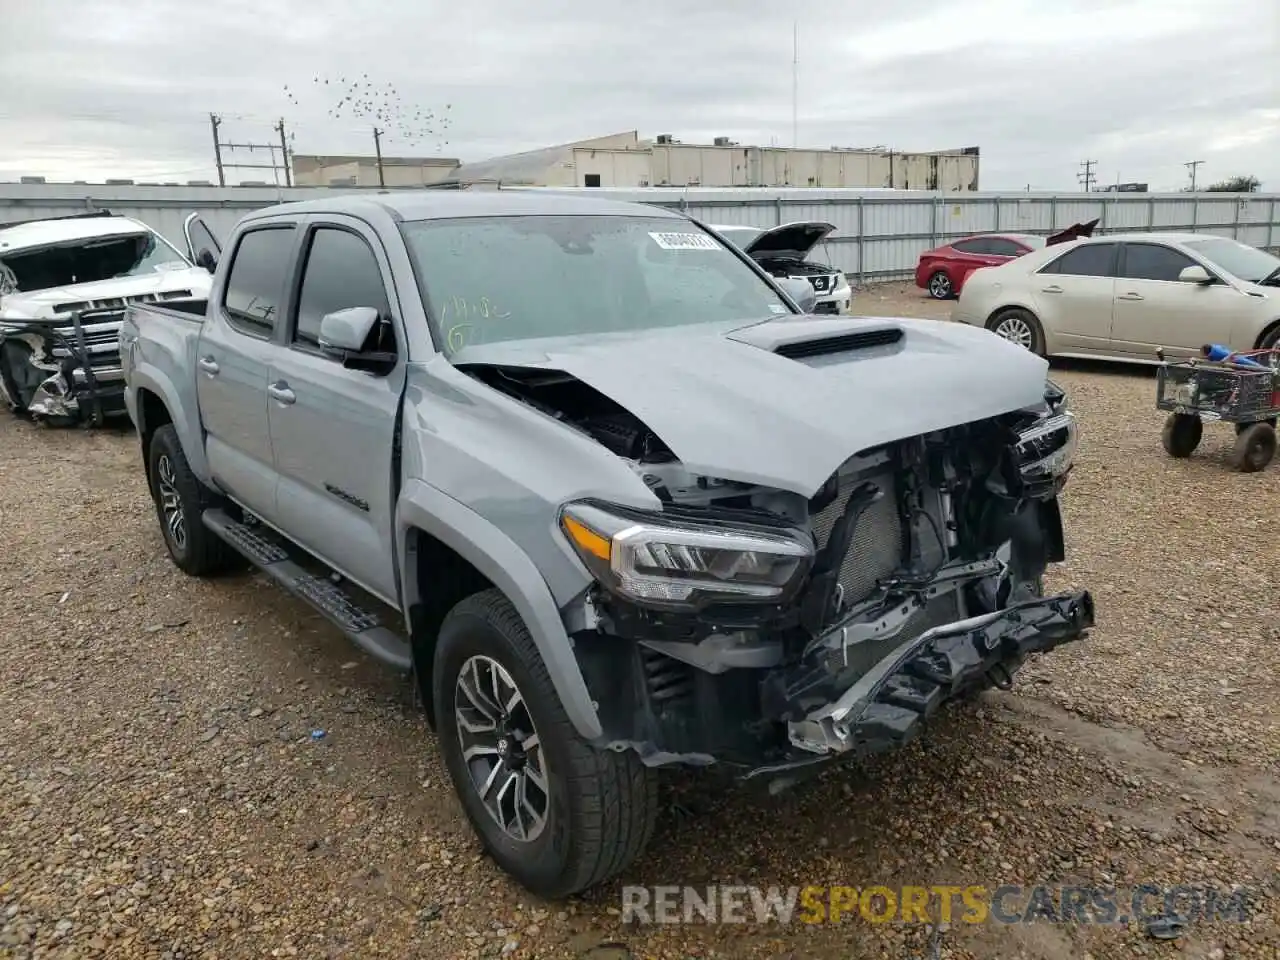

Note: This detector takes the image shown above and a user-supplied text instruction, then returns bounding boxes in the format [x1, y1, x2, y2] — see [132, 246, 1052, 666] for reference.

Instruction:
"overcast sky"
[1, 0, 1276, 191]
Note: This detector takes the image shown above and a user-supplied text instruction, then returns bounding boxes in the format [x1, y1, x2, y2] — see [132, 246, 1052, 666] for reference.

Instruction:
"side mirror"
[195, 248, 218, 274]
[319, 306, 381, 354]
[778, 277, 818, 314]
[1178, 265, 1213, 285]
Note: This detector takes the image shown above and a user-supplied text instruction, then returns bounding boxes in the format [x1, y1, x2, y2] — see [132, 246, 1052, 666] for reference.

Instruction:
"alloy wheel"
[928, 273, 952, 299]
[454, 655, 550, 843]
[993, 314, 1034, 350]
[156, 454, 187, 552]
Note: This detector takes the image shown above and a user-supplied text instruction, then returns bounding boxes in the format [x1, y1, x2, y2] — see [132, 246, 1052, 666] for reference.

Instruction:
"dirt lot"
[1, 284, 1277, 960]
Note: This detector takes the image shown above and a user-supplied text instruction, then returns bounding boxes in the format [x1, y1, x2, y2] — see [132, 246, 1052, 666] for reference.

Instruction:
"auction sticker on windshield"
[649, 232, 720, 251]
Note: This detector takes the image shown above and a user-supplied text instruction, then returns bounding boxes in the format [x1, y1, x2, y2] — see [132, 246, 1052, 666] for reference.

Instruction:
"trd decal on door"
[324, 483, 370, 512]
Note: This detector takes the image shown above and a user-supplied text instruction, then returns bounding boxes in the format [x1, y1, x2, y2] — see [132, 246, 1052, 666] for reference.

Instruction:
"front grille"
[49, 310, 126, 368]
[808, 275, 832, 293]
[811, 470, 904, 606]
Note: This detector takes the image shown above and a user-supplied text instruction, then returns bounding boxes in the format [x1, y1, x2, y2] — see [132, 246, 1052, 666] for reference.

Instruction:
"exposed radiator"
[811, 468, 904, 607]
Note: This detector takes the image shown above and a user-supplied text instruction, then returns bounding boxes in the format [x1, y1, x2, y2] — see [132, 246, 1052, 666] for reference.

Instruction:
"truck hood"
[0, 267, 211, 321]
[452, 315, 1050, 497]
[742, 221, 836, 261]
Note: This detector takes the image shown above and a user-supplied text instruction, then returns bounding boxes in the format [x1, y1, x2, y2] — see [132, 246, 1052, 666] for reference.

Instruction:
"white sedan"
[952, 232, 1280, 363]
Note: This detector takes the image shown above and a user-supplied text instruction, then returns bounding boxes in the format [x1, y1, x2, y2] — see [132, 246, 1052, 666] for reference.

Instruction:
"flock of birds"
[282, 74, 453, 150]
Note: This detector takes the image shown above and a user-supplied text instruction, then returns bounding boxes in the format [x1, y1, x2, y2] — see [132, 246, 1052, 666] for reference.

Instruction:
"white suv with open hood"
[711, 221, 852, 315]
[0, 211, 213, 423]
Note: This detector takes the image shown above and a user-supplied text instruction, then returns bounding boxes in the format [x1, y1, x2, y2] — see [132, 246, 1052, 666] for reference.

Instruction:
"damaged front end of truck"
[0, 308, 128, 425]
[480, 349, 1095, 785]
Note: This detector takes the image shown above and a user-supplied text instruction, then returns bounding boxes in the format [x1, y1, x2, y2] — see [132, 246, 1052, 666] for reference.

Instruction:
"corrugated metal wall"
[1, 182, 1276, 282]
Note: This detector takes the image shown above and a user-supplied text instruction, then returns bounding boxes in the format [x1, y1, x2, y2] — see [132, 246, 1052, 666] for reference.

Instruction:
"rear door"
[265, 217, 405, 605]
[949, 237, 1011, 287]
[1109, 242, 1239, 360]
[197, 222, 299, 518]
[1031, 242, 1119, 352]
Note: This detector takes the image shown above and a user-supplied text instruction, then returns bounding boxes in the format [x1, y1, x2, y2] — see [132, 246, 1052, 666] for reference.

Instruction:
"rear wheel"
[1228, 422, 1276, 472]
[927, 271, 953, 300]
[147, 425, 241, 576]
[1257, 322, 1280, 368]
[987, 308, 1045, 356]
[434, 589, 658, 898]
[1161, 413, 1203, 458]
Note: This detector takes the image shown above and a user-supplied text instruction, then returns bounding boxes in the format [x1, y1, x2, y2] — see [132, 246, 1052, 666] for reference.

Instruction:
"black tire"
[1258, 322, 1280, 356]
[433, 589, 658, 899]
[1227, 422, 1277, 473]
[986, 308, 1045, 357]
[1161, 413, 1203, 458]
[927, 271, 954, 300]
[147, 424, 241, 575]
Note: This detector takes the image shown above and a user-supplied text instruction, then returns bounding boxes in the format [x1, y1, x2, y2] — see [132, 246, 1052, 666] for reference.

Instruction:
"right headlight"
[558, 501, 814, 612]
[1016, 409, 1078, 487]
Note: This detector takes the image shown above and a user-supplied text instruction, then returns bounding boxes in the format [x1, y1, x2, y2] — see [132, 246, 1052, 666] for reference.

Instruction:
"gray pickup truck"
[120, 190, 1093, 898]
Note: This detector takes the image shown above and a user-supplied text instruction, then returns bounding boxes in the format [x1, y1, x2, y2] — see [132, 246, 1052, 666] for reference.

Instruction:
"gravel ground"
[2, 284, 1277, 960]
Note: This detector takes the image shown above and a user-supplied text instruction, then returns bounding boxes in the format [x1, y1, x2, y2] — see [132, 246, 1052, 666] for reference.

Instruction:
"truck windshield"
[400, 215, 794, 353]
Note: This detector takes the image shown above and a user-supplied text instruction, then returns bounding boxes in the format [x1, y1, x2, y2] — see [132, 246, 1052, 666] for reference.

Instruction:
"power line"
[1077, 159, 1096, 192]
[1184, 160, 1204, 192]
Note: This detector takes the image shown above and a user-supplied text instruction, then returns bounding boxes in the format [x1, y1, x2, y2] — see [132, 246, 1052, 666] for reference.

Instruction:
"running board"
[202, 508, 412, 672]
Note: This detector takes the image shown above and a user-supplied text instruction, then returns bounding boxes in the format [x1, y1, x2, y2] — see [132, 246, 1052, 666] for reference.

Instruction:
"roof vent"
[774, 328, 903, 360]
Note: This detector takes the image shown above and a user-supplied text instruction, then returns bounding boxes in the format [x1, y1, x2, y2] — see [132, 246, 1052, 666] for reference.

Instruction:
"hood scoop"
[774, 327, 903, 361]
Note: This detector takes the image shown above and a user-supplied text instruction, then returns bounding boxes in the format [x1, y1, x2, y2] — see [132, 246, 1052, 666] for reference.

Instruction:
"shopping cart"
[1156, 345, 1280, 472]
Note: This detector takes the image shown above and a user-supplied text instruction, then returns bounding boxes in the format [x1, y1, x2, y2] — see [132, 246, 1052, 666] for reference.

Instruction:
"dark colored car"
[916, 221, 1100, 300]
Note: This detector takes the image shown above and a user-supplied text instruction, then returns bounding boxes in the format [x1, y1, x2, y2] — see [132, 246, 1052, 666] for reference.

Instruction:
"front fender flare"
[396, 479, 602, 740]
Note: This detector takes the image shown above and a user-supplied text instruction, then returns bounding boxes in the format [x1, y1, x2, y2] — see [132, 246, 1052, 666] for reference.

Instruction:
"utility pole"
[275, 119, 292, 187]
[208, 115, 290, 186]
[791, 21, 798, 148]
[1185, 160, 1204, 192]
[209, 113, 225, 187]
[372, 127, 386, 187]
[1077, 159, 1096, 192]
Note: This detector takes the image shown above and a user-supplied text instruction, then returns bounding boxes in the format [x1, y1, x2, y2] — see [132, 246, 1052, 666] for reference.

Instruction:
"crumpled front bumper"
[760, 589, 1094, 765]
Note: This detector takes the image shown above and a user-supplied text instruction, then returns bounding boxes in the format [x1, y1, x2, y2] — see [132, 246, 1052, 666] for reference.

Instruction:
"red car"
[915, 220, 1099, 300]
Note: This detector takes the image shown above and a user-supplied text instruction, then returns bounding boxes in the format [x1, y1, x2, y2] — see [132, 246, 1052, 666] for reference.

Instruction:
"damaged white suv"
[0, 211, 212, 423]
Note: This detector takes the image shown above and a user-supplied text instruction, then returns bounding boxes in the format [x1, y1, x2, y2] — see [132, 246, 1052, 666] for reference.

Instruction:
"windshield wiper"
[1260, 265, 1280, 286]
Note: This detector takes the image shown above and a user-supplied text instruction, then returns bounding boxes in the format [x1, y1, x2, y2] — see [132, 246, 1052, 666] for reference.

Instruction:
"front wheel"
[987, 308, 1045, 356]
[1161, 413, 1203, 458]
[434, 589, 658, 898]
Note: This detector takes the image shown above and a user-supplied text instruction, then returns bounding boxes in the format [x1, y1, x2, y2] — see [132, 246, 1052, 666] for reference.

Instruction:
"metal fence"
[1, 182, 1276, 283]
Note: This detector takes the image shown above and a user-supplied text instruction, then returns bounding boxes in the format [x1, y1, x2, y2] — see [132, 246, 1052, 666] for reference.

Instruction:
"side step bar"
[202, 508, 413, 672]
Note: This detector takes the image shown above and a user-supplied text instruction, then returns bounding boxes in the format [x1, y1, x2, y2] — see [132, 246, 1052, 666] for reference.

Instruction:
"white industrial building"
[445, 131, 981, 191]
[291, 153, 461, 187]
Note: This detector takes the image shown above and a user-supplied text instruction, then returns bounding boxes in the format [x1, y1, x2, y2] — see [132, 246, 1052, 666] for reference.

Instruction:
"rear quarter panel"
[121, 302, 213, 483]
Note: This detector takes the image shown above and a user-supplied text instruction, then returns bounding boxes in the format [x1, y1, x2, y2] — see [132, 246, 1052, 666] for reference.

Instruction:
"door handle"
[197, 356, 220, 375]
[1040, 285, 1063, 294]
[267, 382, 296, 405]
[1117, 292, 1145, 301]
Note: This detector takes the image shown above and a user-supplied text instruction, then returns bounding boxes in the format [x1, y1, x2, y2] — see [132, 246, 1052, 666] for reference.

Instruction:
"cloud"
[0, 0, 1276, 190]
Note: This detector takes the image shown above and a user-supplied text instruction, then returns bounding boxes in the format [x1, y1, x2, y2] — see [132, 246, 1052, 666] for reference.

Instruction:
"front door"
[266, 218, 404, 605]
[197, 223, 299, 519]
[1030, 241, 1119, 352]
[1109, 242, 1239, 360]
